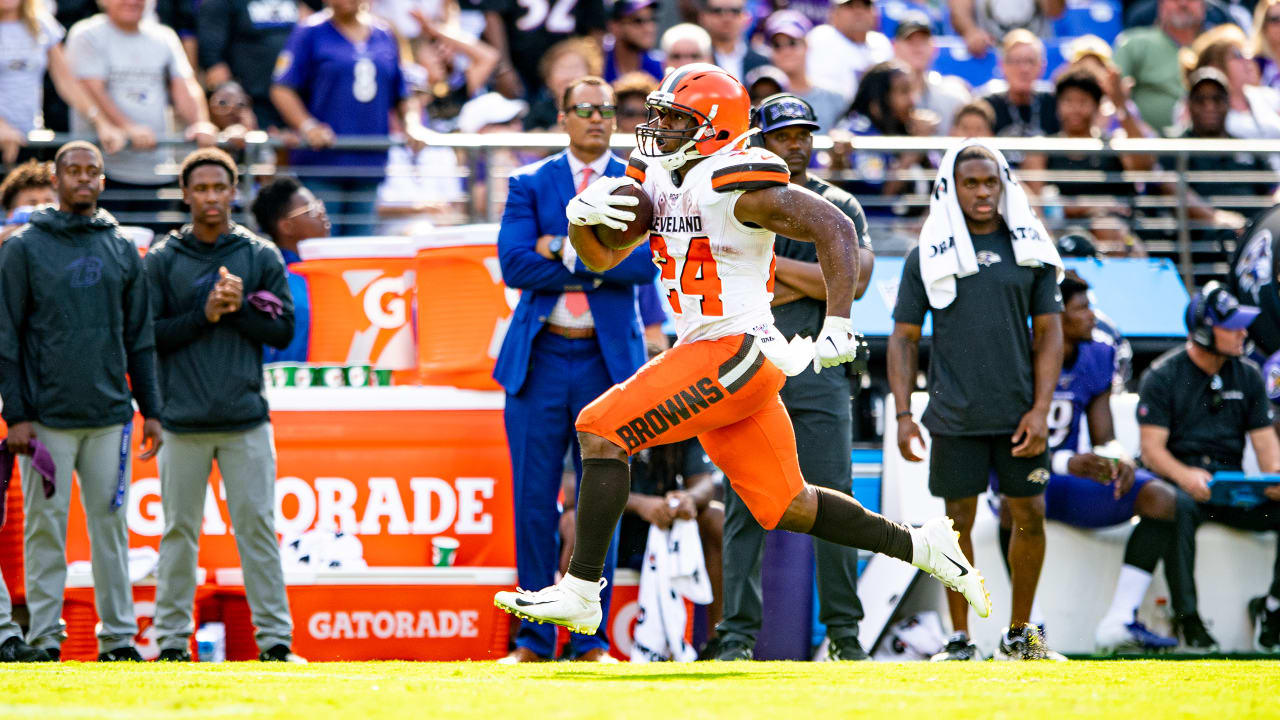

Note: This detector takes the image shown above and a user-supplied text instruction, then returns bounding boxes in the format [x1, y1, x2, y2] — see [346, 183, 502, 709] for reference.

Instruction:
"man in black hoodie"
[0, 141, 164, 662]
[144, 148, 300, 662]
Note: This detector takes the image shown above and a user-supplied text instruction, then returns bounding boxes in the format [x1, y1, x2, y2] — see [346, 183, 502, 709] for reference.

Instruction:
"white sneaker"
[916, 517, 991, 618]
[1095, 613, 1178, 655]
[494, 578, 606, 635]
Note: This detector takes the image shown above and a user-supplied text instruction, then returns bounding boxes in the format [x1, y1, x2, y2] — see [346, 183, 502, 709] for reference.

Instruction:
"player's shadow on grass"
[555, 672, 764, 681]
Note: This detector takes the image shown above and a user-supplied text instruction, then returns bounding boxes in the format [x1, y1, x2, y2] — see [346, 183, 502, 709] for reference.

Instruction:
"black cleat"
[996, 624, 1067, 661]
[1248, 596, 1280, 654]
[713, 639, 754, 661]
[157, 648, 192, 662]
[827, 636, 870, 661]
[259, 644, 307, 663]
[1174, 614, 1219, 654]
[0, 636, 51, 662]
[98, 646, 143, 662]
[930, 631, 983, 661]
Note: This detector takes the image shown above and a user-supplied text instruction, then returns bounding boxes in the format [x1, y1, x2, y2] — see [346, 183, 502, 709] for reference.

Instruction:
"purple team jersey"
[1048, 340, 1116, 454]
[1263, 349, 1280, 404]
[1043, 339, 1157, 528]
[273, 13, 407, 168]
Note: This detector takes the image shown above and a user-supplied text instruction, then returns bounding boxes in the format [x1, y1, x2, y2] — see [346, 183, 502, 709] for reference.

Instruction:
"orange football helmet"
[636, 63, 753, 171]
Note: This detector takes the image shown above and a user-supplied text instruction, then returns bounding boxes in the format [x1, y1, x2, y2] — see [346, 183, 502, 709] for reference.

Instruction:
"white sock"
[910, 528, 929, 568]
[1029, 598, 1045, 627]
[561, 573, 602, 601]
[1267, 595, 1280, 612]
[1103, 565, 1153, 625]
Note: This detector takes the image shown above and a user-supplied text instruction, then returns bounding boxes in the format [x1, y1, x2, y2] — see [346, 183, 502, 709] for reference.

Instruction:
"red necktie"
[563, 168, 593, 317]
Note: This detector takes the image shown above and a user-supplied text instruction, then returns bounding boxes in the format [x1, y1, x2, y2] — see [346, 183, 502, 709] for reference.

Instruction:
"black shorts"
[928, 434, 1049, 500]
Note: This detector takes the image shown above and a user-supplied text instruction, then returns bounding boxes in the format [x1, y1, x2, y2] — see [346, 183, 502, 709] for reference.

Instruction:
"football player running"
[495, 64, 991, 637]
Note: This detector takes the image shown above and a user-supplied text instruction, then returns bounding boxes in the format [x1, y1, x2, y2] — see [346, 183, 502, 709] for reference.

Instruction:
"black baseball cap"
[894, 12, 932, 39]
[755, 93, 820, 133]
[611, 0, 655, 19]
[1056, 230, 1098, 258]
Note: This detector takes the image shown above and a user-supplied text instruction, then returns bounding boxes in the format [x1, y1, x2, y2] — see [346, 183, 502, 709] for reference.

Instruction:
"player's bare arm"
[1012, 312, 1063, 457]
[774, 248, 875, 302]
[1072, 391, 1126, 486]
[887, 321, 926, 462]
[567, 221, 639, 273]
[732, 184, 859, 319]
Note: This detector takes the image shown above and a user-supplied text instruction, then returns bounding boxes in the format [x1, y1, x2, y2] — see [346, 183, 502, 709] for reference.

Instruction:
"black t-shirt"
[893, 226, 1064, 435]
[772, 176, 873, 342]
[1166, 130, 1276, 208]
[1136, 346, 1274, 472]
[1045, 136, 1132, 200]
[197, 0, 299, 104]
[488, 0, 605, 96]
[1248, 282, 1280, 358]
[982, 90, 1060, 138]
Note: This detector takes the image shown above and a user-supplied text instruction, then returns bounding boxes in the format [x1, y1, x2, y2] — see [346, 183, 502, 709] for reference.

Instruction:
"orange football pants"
[576, 333, 805, 529]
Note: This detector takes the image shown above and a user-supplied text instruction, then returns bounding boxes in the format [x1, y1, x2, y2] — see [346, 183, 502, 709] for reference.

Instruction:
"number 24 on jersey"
[650, 234, 724, 316]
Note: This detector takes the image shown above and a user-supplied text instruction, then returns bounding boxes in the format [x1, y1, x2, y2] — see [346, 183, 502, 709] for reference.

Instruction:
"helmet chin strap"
[656, 138, 700, 172]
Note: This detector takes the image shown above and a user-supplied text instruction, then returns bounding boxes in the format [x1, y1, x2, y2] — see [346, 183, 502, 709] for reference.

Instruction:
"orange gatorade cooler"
[413, 225, 514, 390]
[292, 237, 418, 371]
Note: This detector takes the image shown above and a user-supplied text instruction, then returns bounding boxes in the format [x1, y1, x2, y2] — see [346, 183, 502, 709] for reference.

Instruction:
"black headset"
[747, 106, 762, 147]
[1187, 281, 1226, 349]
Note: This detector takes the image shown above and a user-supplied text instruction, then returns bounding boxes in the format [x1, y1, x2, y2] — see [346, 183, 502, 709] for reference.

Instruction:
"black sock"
[1123, 517, 1172, 573]
[998, 524, 1013, 575]
[566, 458, 631, 582]
[809, 487, 914, 563]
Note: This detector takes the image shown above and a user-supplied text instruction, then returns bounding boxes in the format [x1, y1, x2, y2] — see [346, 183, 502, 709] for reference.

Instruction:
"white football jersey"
[626, 146, 791, 345]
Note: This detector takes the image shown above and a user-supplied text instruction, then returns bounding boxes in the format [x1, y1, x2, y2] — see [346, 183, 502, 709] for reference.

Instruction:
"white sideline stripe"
[214, 566, 517, 587]
[265, 386, 505, 412]
[717, 338, 761, 390]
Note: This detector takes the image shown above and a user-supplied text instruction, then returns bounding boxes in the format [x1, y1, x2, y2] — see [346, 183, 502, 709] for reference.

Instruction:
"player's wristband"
[896, 410, 912, 419]
[1051, 450, 1075, 476]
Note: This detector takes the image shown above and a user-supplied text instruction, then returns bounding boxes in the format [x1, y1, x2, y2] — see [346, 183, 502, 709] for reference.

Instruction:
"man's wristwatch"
[547, 235, 565, 260]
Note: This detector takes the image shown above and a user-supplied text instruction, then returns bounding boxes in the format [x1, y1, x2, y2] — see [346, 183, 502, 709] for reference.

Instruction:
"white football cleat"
[494, 579, 606, 636]
[916, 517, 992, 618]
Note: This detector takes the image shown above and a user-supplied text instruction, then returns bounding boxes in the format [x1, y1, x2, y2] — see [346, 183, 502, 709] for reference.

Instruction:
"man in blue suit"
[493, 76, 659, 663]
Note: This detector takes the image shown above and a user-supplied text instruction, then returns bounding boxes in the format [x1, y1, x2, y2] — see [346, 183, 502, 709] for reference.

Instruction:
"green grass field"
[1, 660, 1274, 720]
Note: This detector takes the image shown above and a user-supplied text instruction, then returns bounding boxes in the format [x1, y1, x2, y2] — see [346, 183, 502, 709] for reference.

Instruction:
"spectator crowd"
[0, 0, 1277, 269]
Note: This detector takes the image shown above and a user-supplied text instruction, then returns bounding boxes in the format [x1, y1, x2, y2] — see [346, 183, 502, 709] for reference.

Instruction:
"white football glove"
[566, 176, 640, 232]
[755, 326, 816, 377]
[813, 316, 856, 374]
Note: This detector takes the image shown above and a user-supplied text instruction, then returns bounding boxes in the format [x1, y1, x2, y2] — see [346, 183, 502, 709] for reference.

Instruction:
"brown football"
[594, 182, 653, 250]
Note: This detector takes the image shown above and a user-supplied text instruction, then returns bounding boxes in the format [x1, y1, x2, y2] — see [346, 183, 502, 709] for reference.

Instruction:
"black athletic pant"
[1169, 488, 1280, 618]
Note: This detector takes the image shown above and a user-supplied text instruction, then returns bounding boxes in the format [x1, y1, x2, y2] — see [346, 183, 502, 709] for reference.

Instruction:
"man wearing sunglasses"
[1137, 282, 1280, 653]
[493, 75, 658, 663]
[250, 176, 332, 363]
[604, 0, 663, 83]
[697, 0, 769, 83]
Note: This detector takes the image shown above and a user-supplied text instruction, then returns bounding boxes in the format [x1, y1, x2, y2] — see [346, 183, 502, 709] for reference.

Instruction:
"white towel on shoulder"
[919, 139, 1064, 309]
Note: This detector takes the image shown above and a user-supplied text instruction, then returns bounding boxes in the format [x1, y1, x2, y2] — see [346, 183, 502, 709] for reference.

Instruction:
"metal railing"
[10, 132, 1278, 287]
